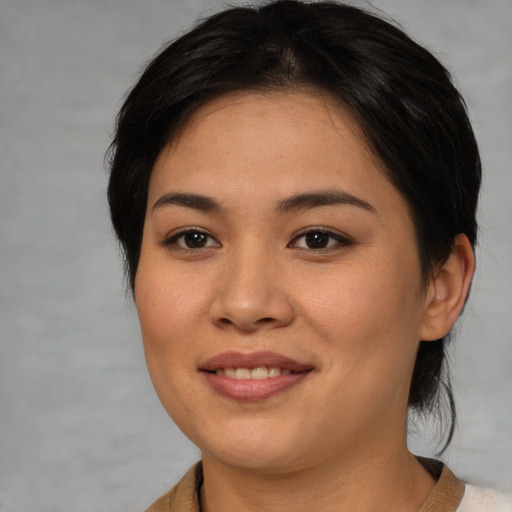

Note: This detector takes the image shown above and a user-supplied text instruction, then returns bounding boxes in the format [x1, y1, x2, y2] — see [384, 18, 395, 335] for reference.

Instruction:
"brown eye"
[304, 232, 330, 249]
[163, 229, 220, 250]
[183, 232, 208, 248]
[291, 229, 353, 250]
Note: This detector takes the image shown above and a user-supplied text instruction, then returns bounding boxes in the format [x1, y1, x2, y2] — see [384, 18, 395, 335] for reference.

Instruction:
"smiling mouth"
[200, 351, 313, 401]
[211, 366, 292, 379]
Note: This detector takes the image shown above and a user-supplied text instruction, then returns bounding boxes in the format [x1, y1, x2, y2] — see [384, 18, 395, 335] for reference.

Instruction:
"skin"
[135, 91, 474, 512]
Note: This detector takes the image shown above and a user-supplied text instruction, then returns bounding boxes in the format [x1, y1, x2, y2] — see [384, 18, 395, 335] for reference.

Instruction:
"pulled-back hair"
[107, 0, 481, 448]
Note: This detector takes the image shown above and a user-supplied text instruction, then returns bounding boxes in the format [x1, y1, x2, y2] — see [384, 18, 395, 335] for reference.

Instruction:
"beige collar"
[146, 459, 464, 512]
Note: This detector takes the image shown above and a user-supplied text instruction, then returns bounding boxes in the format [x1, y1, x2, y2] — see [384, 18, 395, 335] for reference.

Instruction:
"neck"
[200, 439, 436, 512]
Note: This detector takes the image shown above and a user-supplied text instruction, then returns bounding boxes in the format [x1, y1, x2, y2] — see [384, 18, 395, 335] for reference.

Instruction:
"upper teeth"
[216, 367, 291, 379]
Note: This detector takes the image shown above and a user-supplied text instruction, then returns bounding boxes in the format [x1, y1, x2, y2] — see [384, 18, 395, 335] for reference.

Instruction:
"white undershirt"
[458, 485, 512, 511]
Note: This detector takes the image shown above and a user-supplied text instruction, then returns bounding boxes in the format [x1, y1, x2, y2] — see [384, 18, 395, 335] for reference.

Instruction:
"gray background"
[1, 0, 511, 510]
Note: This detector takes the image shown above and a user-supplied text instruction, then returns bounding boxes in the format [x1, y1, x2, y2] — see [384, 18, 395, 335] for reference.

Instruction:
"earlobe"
[419, 234, 475, 341]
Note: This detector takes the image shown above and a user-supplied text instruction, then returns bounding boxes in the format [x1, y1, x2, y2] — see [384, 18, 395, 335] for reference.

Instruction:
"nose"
[209, 246, 295, 333]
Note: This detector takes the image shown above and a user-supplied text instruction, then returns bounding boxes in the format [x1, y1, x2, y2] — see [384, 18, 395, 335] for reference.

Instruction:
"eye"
[162, 229, 220, 250]
[290, 229, 352, 250]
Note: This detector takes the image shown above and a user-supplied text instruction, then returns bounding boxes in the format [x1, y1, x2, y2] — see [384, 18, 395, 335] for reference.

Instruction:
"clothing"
[146, 463, 202, 512]
[459, 485, 512, 512]
[145, 461, 512, 512]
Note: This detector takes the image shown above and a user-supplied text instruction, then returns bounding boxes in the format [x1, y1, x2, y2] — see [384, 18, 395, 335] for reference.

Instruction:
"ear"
[419, 234, 475, 341]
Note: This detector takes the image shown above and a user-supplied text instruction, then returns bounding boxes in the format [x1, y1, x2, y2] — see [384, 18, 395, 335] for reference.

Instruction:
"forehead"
[178, 89, 358, 139]
[150, 90, 390, 200]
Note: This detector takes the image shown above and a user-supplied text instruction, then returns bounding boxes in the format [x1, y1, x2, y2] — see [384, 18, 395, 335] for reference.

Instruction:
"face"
[135, 91, 433, 474]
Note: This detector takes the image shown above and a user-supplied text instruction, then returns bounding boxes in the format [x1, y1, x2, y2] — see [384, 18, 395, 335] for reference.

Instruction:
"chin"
[189, 422, 310, 473]
[204, 445, 304, 474]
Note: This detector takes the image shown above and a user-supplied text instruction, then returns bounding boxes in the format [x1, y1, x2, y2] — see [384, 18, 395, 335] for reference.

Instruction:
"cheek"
[136, 253, 207, 341]
[297, 254, 424, 374]
[135, 262, 209, 422]
[134, 259, 200, 394]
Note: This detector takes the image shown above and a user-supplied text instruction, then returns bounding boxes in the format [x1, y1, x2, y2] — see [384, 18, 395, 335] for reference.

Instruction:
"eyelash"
[160, 227, 353, 252]
[160, 227, 220, 252]
[289, 228, 354, 251]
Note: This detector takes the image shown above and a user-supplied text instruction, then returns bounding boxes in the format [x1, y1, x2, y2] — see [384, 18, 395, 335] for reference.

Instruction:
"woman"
[107, 1, 511, 510]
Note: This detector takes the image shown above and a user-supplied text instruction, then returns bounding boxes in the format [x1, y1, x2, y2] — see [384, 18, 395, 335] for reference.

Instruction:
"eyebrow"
[152, 190, 376, 215]
[152, 192, 222, 213]
[276, 190, 376, 215]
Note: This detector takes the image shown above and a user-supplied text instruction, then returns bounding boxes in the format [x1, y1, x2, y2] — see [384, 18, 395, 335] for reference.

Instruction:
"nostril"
[215, 316, 277, 331]
[258, 317, 275, 324]
[209, 292, 295, 331]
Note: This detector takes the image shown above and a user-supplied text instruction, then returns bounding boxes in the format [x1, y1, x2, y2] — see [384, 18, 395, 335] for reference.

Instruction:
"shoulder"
[458, 484, 512, 512]
[145, 462, 203, 512]
[145, 485, 178, 512]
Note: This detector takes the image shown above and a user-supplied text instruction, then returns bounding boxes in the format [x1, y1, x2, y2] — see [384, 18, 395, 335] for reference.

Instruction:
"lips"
[199, 351, 313, 401]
